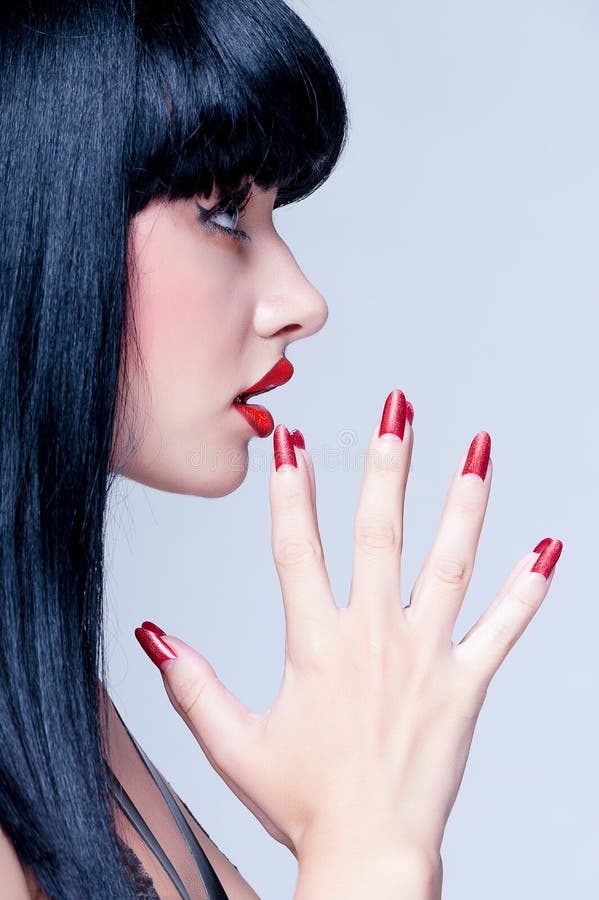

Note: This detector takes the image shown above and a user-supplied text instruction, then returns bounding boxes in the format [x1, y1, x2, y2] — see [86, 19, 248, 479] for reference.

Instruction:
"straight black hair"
[0, 1, 347, 896]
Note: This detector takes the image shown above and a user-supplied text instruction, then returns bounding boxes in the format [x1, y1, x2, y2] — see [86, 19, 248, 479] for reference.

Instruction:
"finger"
[409, 432, 492, 641]
[455, 550, 532, 645]
[348, 390, 414, 612]
[455, 538, 563, 680]
[135, 625, 265, 793]
[270, 425, 336, 665]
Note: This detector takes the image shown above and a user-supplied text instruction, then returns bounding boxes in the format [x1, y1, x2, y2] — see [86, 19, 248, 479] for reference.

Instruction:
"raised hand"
[135, 390, 562, 897]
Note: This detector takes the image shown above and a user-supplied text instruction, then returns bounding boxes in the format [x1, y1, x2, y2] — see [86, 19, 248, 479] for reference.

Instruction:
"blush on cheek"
[133, 207, 240, 368]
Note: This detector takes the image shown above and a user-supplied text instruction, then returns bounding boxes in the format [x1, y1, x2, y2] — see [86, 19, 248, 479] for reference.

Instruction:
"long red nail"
[274, 424, 297, 470]
[379, 390, 407, 440]
[141, 620, 166, 637]
[531, 538, 563, 578]
[135, 627, 177, 670]
[462, 432, 491, 480]
[406, 401, 414, 426]
[289, 429, 305, 450]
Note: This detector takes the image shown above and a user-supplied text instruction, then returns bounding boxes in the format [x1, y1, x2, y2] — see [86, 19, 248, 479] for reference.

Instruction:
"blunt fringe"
[0, 0, 347, 896]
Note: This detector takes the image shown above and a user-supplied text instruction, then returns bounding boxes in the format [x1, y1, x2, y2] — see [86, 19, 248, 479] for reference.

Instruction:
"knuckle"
[288, 632, 330, 672]
[371, 445, 405, 475]
[510, 585, 540, 614]
[488, 619, 516, 654]
[354, 516, 400, 553]
[277, 486, 306, 513]
[175, 673, 208, 721]
[432, 555, 469, 587]
[453, 494, 481, 518]
[274, 536, 322, 569]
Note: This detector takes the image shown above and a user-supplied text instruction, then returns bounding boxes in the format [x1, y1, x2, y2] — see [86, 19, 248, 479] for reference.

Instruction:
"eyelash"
[196, 187, 253, 242]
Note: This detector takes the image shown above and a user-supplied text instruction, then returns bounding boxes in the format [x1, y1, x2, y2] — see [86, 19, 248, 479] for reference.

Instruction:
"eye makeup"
[196, 181, 253, 241]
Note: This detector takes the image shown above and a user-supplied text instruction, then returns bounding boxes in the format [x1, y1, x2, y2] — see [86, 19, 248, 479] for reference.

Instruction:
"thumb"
[134, 621, 263, 783]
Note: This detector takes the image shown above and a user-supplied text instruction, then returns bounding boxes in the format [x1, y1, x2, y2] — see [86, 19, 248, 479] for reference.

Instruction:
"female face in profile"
[113, 181, 328, 498]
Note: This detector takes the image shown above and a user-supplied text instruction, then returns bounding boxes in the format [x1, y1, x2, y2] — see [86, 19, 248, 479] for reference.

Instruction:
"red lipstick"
[234, 357, 294, 438]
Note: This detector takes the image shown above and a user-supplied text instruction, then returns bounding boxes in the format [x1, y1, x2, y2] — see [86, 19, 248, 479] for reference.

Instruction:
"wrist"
[294, 842, 443, 900]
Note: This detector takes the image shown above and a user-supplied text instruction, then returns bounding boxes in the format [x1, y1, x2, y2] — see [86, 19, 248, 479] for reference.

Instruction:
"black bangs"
[129, 0, 348, 214]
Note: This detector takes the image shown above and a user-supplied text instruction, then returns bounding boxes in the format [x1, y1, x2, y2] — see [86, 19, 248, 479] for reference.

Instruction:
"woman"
[0, 1, 562, 898]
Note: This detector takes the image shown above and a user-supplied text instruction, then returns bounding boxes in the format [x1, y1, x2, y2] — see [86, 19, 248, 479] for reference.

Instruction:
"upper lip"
[235, 357, 294, 402]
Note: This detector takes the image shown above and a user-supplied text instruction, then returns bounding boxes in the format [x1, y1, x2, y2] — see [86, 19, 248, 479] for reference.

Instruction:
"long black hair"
[0, 1, 347, 896]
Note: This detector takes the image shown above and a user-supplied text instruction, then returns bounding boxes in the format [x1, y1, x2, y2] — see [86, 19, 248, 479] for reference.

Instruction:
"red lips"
[234, 357, 294, 437]
[236, 357, 294, 402]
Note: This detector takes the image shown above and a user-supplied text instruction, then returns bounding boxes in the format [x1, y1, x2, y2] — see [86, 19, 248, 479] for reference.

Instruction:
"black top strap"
[109, 767, 191, 900]
[108, 703, 229, 900]
[126, 724, 229, 900]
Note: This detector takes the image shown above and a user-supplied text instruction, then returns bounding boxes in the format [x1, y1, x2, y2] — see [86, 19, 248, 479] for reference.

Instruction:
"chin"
[116, 443, 251, 498]
[197, 455, 250, 498]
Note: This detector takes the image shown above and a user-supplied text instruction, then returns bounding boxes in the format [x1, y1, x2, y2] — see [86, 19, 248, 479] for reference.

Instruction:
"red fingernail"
[273, 424, 297, 470]
[531, 538, 563, 578]
[289, 429, 305, 450]
[462, 432, 491, 480]
[141, 620, 166, 637]
[533, 538, 552, 554]
[135, 627, 177, 670]
[406, 401, 414, 426]
[379, 389, 407, 440]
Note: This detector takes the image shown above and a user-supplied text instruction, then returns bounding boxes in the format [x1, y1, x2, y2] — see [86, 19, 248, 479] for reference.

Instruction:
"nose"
[252, 235, 329, 343]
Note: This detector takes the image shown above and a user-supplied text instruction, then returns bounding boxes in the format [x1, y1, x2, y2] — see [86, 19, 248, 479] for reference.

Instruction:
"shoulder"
[0, 826, 38, 899]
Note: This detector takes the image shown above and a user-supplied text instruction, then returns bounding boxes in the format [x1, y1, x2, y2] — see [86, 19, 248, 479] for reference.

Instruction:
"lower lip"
[234, 400, 274, 437]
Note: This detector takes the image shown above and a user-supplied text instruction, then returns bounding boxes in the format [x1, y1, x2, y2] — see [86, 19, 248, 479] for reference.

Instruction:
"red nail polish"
[135, 627, 177, 670]
[531, 538, 563, 578]
[379, 390, 407, 440]
[406, 401, 414, 426]
[273, 424, 297, 470]
[141, 620, 166, 637]
[533, 538, 552, 554]
[462, 432, 491, 480]
[289, 429, 305, 450]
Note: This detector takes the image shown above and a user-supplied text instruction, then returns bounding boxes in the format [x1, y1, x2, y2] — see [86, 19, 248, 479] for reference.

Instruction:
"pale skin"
[1, 183, 559, 897]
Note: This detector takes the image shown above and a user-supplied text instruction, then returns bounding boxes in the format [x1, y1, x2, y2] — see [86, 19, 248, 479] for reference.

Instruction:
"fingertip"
[141, 620, 166, 637]
[462, 431, 492, 480]
[531, 538, 563, 578]
[273, 423, 298, 471]
[135, 626, 177, 672]
[457, 450, 493, 487]
[289, 428, 305, 450]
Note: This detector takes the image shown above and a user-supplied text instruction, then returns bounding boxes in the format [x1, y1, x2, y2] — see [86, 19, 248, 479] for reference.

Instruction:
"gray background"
[105, 1, 599, 897]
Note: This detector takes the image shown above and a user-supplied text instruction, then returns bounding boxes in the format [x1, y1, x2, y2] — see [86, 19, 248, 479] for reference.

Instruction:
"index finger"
[269, 425, 336, 666]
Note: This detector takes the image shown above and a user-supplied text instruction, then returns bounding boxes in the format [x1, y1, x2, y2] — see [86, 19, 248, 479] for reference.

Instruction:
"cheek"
[142, 269, 219, 371]
[132, 225, 243, 402]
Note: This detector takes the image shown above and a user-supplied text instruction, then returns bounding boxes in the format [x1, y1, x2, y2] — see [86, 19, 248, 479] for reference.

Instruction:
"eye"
[210, 199, 239, 231]
[196, 183, 253, 242]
